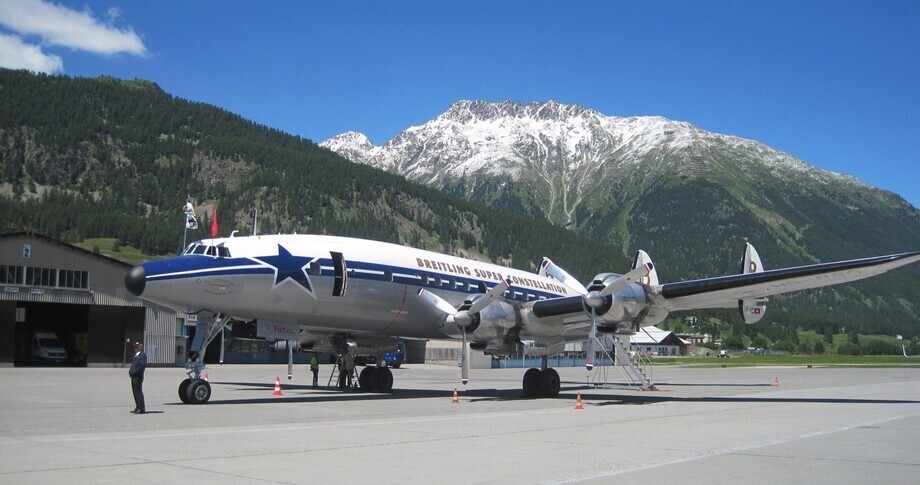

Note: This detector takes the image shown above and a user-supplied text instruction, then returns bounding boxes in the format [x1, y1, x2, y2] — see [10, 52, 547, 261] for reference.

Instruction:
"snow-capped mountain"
[322, 100, 917, 278]
[323, 100, 864, 221]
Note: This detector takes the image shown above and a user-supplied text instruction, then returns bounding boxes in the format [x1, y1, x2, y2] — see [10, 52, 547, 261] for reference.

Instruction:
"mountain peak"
[442, 99, 594, 123]
[319, 131, 378, 164]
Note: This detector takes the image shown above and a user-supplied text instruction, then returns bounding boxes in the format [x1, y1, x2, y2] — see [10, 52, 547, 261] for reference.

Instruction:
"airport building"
[0, 232, 181, 367]
[630, 326, 689, 356]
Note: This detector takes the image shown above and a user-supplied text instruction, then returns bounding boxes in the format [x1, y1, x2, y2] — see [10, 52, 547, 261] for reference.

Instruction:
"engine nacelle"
[440, 299, 517, 343]
[583, 273, 649, 331]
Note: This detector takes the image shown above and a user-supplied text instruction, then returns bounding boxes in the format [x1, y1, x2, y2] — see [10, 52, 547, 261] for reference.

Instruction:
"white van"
[30, 330, 68, 364]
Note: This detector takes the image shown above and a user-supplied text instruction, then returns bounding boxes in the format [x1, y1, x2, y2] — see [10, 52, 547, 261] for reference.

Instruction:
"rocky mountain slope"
[323, 100, 920, 329]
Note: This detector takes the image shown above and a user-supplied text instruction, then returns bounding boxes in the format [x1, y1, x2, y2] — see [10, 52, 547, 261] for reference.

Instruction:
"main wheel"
[373, 366, 393, 393]
[522, 368, 541, 397]
[178, 378, 192, 404]
[538, 368, 560, 398]
[186, 379, 211, 404]
[359, 366, 375, 391]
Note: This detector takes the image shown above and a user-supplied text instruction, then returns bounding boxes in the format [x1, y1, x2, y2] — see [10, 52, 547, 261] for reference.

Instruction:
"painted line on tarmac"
[544, 411, 920, 484]
[31, 407, 570, 443]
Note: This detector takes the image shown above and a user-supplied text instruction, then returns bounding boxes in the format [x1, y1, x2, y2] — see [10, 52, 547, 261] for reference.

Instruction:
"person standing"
[129, 341, 147, 414]
[345, 353, 355, 389]
[310, 354, 319, 388]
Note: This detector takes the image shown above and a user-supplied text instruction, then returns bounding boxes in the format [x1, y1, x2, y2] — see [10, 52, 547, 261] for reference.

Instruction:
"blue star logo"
[251, 244, 316, 297]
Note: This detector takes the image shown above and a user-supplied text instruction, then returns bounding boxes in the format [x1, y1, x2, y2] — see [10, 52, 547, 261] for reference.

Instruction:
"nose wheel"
[178, 378, 211, 404]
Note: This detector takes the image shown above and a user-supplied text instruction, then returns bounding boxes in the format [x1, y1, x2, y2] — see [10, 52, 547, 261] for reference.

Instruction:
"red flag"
[210, 206, 219, 237]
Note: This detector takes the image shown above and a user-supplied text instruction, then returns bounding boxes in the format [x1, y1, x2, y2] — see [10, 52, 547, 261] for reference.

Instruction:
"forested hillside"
[1, 69, 917, 340]
[0, 69, 625, 280]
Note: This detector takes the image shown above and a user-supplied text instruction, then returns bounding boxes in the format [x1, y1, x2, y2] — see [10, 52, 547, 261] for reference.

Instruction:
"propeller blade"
[599, 262, 654, 298]
[417, 288, 458, 315]
[540, 258, 588, 295]
[418, 282, 510, 387]
[468, 279, 510, 314]
[586, 309, 597, 371]
[461, 330, 470, 385]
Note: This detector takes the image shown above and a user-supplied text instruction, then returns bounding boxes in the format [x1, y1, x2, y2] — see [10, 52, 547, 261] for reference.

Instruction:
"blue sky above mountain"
[0, 0, 916, 208]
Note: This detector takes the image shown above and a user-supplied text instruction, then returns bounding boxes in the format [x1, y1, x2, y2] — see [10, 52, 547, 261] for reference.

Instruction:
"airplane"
[124, 232, 920, 404]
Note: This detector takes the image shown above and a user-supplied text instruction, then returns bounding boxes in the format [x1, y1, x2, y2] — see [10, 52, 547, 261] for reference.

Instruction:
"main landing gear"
[522, 356, 560, 398]
[358, 365, 394, 393]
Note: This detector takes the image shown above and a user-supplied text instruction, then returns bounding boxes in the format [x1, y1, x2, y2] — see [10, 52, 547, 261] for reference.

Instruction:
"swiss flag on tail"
[210, 206, 219, 237]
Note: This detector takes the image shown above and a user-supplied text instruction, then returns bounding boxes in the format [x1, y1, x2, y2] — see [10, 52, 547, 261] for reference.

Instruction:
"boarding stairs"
[589, 335, 655, 390]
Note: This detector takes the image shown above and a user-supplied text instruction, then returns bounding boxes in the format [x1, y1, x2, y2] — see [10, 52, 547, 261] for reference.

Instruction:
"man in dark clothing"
[129, 342, 147, 414]
[310, 354, 319, 388]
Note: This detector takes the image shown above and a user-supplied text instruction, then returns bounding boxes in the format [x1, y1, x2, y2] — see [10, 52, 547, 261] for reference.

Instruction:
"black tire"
[373, 366, 393, 393]
[359, 366, 375, 392]
[178, 378, 192, 404]
[523, 368, 541, 397]
[538, 368, 560, 398]
[186, 379, 211, 404]
[390, 362, 401, 369]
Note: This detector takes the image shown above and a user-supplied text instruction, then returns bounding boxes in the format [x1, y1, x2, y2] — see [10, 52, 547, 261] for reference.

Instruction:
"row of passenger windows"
[0, 265, 89, 290]
[416, 272, 546, 301]
[183, 243, 231, 257]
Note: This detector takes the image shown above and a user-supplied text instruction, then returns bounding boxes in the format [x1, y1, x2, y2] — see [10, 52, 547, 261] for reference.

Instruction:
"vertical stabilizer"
[632, 250, 659, 286]
[739, 243, 767, 324]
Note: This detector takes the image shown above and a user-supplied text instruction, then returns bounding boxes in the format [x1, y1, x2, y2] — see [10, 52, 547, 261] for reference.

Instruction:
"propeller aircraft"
[124, 233, 919, 404]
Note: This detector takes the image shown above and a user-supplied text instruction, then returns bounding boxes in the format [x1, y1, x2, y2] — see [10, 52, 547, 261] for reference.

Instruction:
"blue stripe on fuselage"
[142, 254, 565, 302]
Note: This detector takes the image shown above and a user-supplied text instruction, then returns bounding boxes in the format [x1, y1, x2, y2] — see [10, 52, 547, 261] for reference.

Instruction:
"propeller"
[418, 279, 510, 385]
[583, 262, 654, 371]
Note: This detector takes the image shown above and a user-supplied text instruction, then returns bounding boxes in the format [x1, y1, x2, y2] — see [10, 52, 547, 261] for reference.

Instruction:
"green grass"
[649, 354, 919, 367]
[74, 238, 167, 266]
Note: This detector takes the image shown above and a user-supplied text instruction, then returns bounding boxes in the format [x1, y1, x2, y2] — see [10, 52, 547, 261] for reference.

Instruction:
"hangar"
[0, 232, 179, 367]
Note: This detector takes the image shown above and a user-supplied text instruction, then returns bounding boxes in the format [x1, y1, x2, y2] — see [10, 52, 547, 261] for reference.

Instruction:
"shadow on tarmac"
[168, 381, 920, 407]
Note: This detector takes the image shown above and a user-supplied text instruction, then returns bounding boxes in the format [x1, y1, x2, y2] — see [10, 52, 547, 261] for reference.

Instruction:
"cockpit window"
[218, 247, 231, 258]
[206, 246, 217, 257]
[192, 245, 207, 255]
[183, 244, 196, 255]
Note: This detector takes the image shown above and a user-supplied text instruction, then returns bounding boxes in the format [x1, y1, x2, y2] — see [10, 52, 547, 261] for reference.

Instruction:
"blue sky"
[1, 1, 918, 208]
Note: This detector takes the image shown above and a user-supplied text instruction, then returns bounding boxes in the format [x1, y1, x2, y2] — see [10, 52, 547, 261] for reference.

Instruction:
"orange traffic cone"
[204, 373, 209, 382]
[452, 388, 459, 404]
[574, 392, 584, 410]
[272, 376, 283, 396]
[773, 377, 779, 387]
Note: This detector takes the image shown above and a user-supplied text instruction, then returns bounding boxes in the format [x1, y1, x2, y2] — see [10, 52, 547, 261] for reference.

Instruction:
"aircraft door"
[331, 251, 347, 297]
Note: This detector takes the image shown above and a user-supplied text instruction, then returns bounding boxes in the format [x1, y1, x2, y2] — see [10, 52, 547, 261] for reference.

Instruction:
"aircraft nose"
[125, 265, 146, 296]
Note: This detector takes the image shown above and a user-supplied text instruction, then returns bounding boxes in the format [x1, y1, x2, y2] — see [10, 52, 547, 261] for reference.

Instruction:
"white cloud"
[0, 31, 63, 73]
[0, 0, 146, 56]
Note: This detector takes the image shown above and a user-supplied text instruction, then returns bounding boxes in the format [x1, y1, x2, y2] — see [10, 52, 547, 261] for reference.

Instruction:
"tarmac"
[1, 362, 919, 484]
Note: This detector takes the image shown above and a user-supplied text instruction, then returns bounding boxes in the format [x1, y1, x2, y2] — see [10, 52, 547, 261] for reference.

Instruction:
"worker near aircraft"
[310, 354, 319, 388]
[129, 342, 147, 414]
[345, 353, 356, 389]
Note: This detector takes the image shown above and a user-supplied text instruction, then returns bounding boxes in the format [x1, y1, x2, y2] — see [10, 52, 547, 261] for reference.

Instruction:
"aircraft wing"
[659, 252, 920, 311]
